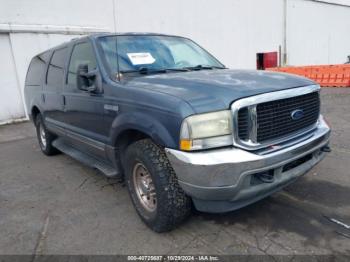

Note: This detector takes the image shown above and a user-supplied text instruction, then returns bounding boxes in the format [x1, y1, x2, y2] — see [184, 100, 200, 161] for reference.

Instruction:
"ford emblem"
[291, 109, 304, 120]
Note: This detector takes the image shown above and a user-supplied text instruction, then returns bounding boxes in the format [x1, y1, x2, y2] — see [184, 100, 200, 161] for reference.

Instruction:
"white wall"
[0, 0, 349, 123]
[115, 0, 284, 69]
[0, 0, 113, 123]
[0, 34, 25, 122]
[287, 0, 350, 65]
[0, 33, 79, 124]
[0, 0, 115, 30]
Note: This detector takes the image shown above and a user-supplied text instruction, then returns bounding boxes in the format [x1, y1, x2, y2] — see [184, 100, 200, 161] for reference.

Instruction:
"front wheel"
[124, 139, 191, 232]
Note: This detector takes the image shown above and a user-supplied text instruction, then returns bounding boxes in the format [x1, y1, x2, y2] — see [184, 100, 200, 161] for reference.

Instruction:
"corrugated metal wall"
[0, 0, 349, 123]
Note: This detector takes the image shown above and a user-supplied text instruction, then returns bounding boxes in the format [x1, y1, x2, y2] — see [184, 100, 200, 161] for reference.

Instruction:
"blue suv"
[24, 33, 331, 232]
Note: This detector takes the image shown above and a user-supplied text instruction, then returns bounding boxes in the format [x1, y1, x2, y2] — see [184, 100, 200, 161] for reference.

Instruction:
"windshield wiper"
[164, 68, 190, 72]
[119, 65, 226, 75]
[184, 65, 227, 71]
[120, 67, 167, 75]
[120, 67, 190, 75]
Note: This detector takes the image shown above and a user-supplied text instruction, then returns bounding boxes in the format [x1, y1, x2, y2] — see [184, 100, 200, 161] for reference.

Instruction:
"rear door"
[43, 47, 68, 128]
[62, 40, 108, 157]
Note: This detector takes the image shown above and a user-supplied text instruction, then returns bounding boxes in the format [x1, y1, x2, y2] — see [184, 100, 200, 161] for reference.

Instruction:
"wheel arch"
[110, 112, 179, 175]
[111, 112, 178, 149]
[31, 105, 41, 123]
[114, 128, 152, 153]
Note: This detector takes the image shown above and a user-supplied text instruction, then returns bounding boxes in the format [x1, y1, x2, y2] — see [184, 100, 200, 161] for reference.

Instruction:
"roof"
[88, 32, 182, 39]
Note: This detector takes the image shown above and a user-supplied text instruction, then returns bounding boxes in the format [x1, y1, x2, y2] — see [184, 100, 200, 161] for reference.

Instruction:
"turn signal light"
[180, 139, 192, 151]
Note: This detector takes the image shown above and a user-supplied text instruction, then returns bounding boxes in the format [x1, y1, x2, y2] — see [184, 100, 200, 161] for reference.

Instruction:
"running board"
[52, 138, 119, 178]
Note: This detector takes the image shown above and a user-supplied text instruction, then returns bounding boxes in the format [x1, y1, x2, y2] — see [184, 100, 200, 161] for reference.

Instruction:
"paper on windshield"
[127, 52, 156, 65]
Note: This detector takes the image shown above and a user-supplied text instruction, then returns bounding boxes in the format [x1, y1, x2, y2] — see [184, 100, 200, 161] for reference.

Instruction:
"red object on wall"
[257, 52, 278, 70]
[263, 52, 278, 69]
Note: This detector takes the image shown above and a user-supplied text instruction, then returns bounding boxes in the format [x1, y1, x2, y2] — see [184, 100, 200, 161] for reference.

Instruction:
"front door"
[62, 40, 107, 158]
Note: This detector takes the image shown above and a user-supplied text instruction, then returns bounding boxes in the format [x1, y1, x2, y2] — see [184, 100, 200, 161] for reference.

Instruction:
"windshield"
[98, 35, 224, 76]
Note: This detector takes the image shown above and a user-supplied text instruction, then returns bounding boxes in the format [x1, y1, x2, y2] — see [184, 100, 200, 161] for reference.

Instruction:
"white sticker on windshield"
[127, 52, 156, 65]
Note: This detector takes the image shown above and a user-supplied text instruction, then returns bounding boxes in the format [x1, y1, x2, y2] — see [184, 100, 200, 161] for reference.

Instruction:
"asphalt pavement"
[0, 88, 350, 256]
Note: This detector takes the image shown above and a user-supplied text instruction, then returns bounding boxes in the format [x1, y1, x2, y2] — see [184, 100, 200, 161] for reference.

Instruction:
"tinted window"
[47, 47, 68, 88]
[67, 42, 97, 85]
[26, 54, 48, 86]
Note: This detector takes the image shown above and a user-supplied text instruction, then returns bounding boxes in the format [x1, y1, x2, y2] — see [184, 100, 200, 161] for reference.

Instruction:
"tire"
[35, 114, 60, 156]
[124, 139, 191, 232]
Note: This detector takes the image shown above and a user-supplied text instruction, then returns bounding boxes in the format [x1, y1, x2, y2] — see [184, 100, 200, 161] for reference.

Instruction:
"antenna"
[112, 0, 121, 81]
[115, 36, 121, 81]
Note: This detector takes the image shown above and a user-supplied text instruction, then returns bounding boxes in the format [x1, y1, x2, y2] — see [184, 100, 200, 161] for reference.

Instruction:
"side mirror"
[77, 64, 100, 93]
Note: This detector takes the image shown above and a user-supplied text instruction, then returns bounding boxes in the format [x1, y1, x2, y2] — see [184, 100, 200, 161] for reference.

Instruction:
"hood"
[125, 69, 316, 114]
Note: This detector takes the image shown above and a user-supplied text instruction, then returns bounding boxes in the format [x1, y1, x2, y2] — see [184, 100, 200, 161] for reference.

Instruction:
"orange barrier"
[267, 64, 350, 87]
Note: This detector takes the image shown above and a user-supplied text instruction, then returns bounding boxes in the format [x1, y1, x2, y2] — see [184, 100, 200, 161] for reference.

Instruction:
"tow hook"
[321, 145, 332, 153]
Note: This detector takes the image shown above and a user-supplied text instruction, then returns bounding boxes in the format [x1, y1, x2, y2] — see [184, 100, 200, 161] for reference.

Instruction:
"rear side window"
[67, 42, 97, 85]
[46, 47, 68, 88]
[26, 54, 48, 86]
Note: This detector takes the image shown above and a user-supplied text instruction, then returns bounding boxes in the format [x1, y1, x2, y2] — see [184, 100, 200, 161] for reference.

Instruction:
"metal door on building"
[0, 33, 26, 124]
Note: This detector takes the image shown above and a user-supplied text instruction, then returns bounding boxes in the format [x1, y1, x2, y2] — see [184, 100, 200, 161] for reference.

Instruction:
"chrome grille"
[255, 92, 320, 142]
[232, 85, 321, 150]
[237, 107, 249, 140]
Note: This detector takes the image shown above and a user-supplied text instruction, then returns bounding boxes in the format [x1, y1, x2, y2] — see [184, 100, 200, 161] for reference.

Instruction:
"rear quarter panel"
[24, 51, 52, 120]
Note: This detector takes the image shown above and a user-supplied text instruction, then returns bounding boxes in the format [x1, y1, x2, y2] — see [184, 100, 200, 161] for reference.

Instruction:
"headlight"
[179, 110, 233, 151]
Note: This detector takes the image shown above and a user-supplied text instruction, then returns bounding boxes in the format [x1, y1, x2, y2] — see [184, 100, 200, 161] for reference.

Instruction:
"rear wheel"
[125, 139, 191, 232]
[35, 114, 59, 156]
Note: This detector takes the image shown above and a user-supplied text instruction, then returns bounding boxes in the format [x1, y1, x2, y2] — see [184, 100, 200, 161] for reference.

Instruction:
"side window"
[26, 54, 48, 86]
[67, 42, 97, 86]
[47, 47, 68, 89]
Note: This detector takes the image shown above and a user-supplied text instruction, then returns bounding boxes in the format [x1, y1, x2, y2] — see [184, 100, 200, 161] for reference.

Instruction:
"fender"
[28, 98, 44, 121]
[24, 83, 44, 121]
[110, 111, 180, 149]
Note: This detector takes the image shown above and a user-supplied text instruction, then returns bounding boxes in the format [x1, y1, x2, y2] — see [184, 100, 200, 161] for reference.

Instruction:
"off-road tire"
[35, 114, 60, 156]
[125, 139, 191, 232]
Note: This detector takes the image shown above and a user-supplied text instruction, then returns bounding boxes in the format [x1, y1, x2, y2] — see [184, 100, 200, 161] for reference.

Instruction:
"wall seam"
[8, 33, 28, 118]
[283, 0, 288, 66]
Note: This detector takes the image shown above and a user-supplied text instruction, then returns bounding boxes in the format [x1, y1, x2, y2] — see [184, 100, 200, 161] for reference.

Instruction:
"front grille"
[238, 107, 249, 140]
[237, 91, 320, 143]
[256, 92, 320, 142]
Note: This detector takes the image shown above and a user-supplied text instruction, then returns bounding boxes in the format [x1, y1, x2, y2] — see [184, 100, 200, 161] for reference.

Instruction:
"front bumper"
[165, 116, 331, 213]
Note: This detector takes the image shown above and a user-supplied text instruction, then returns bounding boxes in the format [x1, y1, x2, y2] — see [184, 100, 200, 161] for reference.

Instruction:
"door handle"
[62, 95, 66, 106]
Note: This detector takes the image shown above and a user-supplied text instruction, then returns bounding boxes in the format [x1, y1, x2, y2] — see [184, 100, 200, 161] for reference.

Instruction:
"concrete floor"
[1, 88, 350, 256]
